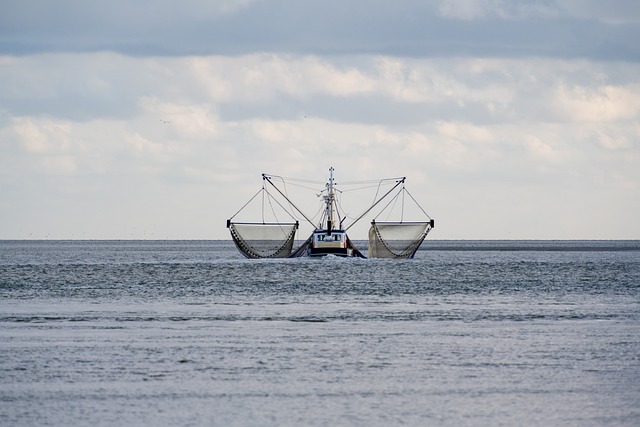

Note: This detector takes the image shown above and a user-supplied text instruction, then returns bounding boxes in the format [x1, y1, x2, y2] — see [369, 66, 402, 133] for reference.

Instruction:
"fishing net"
[368, 222, 432, 259]
[228, 223, 298, 258]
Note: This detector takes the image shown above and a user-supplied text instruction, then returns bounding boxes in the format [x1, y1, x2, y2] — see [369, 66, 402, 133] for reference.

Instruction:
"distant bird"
[160, 119, 171, 124]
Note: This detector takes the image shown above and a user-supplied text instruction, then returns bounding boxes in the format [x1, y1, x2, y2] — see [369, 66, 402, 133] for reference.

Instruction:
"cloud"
[436, 0, 640, 24]
[559, 0, 640, 25]
[1, 1, 639, 239]
[1, 1, 639, 60]
[553, 83, 640, 122]
[524, 135, 561, 163]
[436, 0, 553, 21]
[12, 117, 72, 153]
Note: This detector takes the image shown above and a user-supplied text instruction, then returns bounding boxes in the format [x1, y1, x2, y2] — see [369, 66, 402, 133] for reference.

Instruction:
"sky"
[1, 0, 639, 240]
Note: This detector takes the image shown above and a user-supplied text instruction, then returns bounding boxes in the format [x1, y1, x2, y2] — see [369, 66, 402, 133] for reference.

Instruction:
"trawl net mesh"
[229, 223, 297, 258]
[368, 222, 431, 259]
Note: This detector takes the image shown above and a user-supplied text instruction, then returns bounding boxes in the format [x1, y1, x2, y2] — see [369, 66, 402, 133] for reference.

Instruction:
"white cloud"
[188, 55, 376, 103]
[524, 135, 561, 163]
[12, 117, 72, 154]
[41, 155, 77, 175]
[553, 83, 640, 123]
[436, 121, 494, 143]
[593, 126, 635, 151]
[139, 98, 220, 139]
[1, 52, 639, 239]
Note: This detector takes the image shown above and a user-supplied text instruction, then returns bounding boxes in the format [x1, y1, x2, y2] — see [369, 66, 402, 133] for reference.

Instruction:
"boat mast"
[324, 167, 336, 234]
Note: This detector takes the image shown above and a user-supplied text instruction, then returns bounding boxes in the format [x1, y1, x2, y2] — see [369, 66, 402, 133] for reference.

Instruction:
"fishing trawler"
[227, 168, 434, 259]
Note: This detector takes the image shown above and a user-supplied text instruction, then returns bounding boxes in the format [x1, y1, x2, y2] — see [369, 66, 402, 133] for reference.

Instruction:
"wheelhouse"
[309, 230, 352, 257]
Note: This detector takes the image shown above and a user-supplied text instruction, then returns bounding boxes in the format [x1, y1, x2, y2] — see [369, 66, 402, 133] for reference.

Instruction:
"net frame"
[229, 222, 298, 259]
[368, 221, 432, 259]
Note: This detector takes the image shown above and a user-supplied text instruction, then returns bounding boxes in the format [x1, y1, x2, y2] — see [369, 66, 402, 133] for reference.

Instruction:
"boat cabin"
[309, 230, 353, 257]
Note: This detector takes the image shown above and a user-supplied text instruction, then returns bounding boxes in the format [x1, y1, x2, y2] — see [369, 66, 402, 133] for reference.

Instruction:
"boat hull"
[306, 230, 364, 258]
[308, 247, 354, 257]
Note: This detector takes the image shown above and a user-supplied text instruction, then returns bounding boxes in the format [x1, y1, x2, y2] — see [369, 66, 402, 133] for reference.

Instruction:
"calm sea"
[1, 240, 639, 426]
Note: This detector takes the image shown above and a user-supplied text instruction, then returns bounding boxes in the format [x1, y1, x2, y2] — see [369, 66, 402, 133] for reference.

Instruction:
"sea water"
[1, 240, 639, 426]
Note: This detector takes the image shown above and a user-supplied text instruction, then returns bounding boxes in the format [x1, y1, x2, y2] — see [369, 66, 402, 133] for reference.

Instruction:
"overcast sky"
[1, 0, 639, 240]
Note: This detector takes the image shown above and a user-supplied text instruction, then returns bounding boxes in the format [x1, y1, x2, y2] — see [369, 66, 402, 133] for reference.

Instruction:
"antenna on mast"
[325, 167, 335, 233]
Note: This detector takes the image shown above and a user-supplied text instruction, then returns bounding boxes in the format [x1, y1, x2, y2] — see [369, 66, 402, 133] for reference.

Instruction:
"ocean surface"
[1, 240, 639, 426]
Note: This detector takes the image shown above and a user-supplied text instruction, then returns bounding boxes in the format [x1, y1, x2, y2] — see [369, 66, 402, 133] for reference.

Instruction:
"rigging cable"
[263, 186, 298, 223]
[401, 184, 405, 223]
[373, 188, 402, 222]
[404, 187, 432, 219]
[228, 187, 264, 221]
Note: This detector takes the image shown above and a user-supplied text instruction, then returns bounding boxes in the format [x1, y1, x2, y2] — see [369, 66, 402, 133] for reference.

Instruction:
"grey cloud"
[1, 0, 638, 61]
